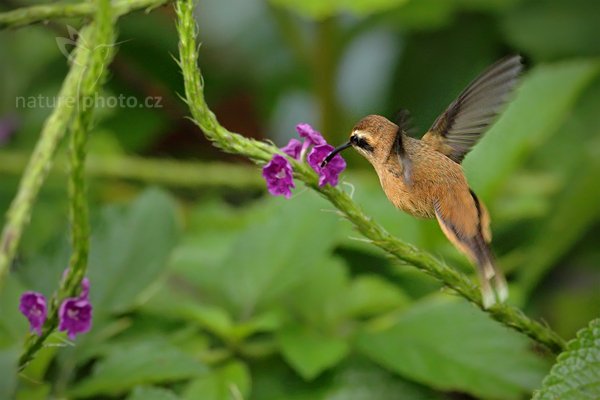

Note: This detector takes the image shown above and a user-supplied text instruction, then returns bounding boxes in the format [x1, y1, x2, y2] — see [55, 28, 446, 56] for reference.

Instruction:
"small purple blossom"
[58, 297, 92, 340]
[308, 144, 347, 187]
[296, 123, 326, 146]
[281, 138, 303, 160]
[19, 292, 47, 335]
[265, 123, 346, 197]
[262, 154, 295, 198]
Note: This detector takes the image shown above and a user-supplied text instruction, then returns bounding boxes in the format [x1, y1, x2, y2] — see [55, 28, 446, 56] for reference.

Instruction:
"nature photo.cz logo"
[15, 25, 162, 110]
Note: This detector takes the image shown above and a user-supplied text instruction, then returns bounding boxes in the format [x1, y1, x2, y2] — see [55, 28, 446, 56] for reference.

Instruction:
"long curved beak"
[321, 141, 352, 168]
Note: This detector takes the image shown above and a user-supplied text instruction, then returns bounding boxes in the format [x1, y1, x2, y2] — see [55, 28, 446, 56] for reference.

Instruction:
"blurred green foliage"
[0, 0, 599, 398]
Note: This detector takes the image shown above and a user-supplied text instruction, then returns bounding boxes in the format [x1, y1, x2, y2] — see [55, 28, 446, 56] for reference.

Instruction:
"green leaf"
[217, 192, 341, 318]
[357, 296, 549, 399]
[533, 318, 600, 399]
[345, 275, 411, 318]
[464, 59, 600, 198]
[88, 188, 180, 317]
[517, 77, 600, 295]
[277, 325, 350, 380]
[68, 340, 208, 397]
[269, 0, 409, 19]
[127, 386, 181, 400]
[169, 199, 269, 302]
[182, 361, 251, 400]
[283, 257, 350, 328]
[324, 359, 442, 400]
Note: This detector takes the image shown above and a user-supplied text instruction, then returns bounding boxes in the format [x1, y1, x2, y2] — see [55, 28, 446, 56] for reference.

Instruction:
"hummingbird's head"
[321, 115, 398, 168]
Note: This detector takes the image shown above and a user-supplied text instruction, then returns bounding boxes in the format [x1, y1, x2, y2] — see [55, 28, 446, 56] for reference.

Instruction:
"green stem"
[18, 0, 116, 370]
[0, 0, 168, 29]
[0, 30, 89, 289]
[61, 0, 115, 298]
[175, 0, 566, 354]
[0, 151, 265, 189]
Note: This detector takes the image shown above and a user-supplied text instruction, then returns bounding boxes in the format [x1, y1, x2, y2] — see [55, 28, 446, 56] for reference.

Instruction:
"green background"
[0, 0, 599, 398]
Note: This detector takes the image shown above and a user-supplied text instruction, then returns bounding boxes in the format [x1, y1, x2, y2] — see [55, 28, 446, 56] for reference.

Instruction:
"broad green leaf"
[140, 280, 283, 343]
[182, 361, 251, 400]
[357, 296, 549, 399]
[464, 59, 600, 198]
[269, 0, 409, 19]
[127, 386, 181, 400]
[345, 275, 411, 318]
[517, 77, 600, 295]
[88, 188, 180, 318]
[519, 145, 600, 295]
[277, 325, 350, 380]
[283, 257, 349, 328]
[68, 340, 208, 397]
[177, 303, 234, 339]
[169, 199, 270, 303]
[533, 318, 600, 399]
[503, 0, 600, 61]
[324, 359, 442, 400]
[217, 192, 340, 318]
[251, 358, 331, 400]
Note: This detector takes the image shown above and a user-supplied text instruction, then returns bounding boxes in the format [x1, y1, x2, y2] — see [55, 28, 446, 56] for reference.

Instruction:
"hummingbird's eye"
[350, 135, 358, 144]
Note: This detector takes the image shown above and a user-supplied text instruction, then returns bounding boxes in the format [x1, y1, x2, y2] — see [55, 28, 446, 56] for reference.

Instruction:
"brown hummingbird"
[322, 55, 523, 308]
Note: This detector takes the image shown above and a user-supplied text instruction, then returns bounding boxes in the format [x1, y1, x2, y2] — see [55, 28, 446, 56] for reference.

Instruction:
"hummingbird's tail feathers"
[473, 231, 509, 308]
[494, 270, 509, 303]
[476, 263, 496, 309]
[434, 201, 508, 309]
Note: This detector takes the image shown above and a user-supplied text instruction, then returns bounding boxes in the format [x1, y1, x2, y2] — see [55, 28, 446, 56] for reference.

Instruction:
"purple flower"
[281, 138, 303, 159]
[296, 123, 326, 146]
[59, 297, 92, 340]
[262, 154, 295, 198]
[308, 144, 347, 187]
[19, 292, 47, 335]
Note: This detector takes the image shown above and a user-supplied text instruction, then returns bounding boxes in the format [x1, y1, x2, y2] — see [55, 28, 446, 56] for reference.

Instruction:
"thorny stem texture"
[175, 0, 566, 354]
[17, 0, 116, 370]
[0, 0, 168, 30]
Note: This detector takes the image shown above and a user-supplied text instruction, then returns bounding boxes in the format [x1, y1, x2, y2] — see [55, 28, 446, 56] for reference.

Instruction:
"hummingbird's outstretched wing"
[422, 55, 523, 163]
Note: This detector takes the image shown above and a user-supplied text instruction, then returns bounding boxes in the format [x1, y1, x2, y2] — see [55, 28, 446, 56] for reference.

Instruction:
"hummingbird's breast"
[374, 136, 468, 219]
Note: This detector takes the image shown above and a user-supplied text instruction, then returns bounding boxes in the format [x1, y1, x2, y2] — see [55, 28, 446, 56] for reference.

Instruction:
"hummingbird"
[322, 55, 523, 308]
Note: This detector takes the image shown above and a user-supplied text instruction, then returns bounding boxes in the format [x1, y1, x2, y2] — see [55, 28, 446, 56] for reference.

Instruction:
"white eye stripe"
[352, 130, 368, 140]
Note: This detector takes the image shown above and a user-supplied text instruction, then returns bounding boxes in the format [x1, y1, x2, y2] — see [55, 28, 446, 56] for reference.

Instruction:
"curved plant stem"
[0, 35, 88, 288]
[0, 151, 265, 189]
[17, 0, 116, 370]
[0, 0, 168, 29]
[175, 0, 566, 354]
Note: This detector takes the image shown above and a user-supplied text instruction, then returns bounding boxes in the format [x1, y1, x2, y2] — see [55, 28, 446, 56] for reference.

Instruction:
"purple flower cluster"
[263, 123, 346, 197]
[19, 275, 93, 340]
